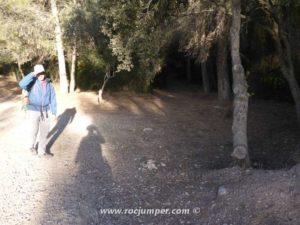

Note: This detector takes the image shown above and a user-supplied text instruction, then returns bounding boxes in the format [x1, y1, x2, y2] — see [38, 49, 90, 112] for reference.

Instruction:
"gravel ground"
[0, 76, 299, 225]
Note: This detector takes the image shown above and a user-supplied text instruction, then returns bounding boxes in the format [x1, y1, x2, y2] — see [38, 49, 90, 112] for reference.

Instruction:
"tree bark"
[230, 0, 250, 167]
[98, 66, 115, 104]
[186, 56, 192, 83]
[17, 59, 24, 78]
[273, 15, 300, 127]
[69, 41, 77, 93]
[50, 0, 69, 94]
[284, 73, 300, 127]
[201, 61, 210, 93]
[98, 75, 111, 104]
[98, 83, 107, 104]
[217, 35, 231, 101]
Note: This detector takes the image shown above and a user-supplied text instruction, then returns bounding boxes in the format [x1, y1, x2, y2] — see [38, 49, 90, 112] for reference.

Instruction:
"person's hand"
[50, 114, 57, 122]
[24, 96, 29, 105]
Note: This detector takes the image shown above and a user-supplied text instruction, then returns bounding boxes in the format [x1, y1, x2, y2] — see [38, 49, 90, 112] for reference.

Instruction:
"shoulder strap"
[26, 80, 36, 92]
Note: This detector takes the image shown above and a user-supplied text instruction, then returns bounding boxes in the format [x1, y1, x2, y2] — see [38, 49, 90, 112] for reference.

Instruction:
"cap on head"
[34, 64, 45, 75]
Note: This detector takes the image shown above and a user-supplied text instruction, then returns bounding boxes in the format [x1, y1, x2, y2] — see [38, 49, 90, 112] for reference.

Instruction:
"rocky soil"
[0, 76, 299, 225]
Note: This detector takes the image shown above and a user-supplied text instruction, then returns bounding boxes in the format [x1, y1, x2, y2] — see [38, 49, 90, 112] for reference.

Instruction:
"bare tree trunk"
[230, 0, 250, 167]
[284, 73, 300, 127]
[98, 80, 108, 104]
[273, 17, 300, 127]
[277, 46, 300, 127]
[186, 56, 192, 83]
[217, 36, 231, 101]
[216, 9, 231, 101]
[69, 41, 77, 93]
[17, 60, 24, 78]
[98, 66, 115, 104]
[50, 0, 69, 94]
[201, 61, 210, 93]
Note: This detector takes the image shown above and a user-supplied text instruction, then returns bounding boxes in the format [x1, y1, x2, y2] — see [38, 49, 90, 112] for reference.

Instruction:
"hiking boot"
[30, 147, 37, 155]
[37, 153, 54, 158]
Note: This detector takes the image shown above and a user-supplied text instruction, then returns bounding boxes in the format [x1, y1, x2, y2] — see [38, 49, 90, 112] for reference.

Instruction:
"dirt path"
[0, 76, 299, 225]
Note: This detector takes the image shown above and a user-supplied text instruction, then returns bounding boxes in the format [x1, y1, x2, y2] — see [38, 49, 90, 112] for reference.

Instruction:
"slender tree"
[200, 59, 210, 93]
[217, 36, 230, 100]
[65, 0, 84, 93]
[186, 56, 192, 82]
[179, 0, 231, 94]
[69, 39, 77, 93]
[262, 0, 300, 127]
[216, 9, 231, 101]
[230, 0, 250, 167]
[50, 0, 69, 93]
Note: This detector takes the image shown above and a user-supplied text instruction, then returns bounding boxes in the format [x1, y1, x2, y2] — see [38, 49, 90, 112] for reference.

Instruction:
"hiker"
[19, 64, 57, 157]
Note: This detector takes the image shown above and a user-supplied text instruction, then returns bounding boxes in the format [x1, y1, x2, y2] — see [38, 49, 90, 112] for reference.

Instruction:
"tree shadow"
[46, 107, 77, 152]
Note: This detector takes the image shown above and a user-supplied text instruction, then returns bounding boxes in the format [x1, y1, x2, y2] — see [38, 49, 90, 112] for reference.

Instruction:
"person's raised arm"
[19, 72, 37, 90]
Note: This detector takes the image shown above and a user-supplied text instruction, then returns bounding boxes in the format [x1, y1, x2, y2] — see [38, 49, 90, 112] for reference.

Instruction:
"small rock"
[245, 169, 251, 173]
[218, 186, 228, 196]
[194, 164, 201, 169]
[142, 159, 158, 170]
[143, 128, 153, 132]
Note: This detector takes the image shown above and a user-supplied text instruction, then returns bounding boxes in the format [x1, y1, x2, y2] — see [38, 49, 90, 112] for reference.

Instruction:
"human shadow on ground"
[46, 107, 77, 152]
[40, 125, 116, 225]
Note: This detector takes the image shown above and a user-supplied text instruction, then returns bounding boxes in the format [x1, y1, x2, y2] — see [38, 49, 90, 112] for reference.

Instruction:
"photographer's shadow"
[47, 107, 77, 152]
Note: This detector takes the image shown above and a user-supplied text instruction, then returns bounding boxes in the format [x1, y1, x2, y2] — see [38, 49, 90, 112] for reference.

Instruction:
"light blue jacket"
[19, 73, 57, 115]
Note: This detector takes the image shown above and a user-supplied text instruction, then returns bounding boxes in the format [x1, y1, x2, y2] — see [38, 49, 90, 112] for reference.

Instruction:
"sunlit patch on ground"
[0, 77, 299, 225]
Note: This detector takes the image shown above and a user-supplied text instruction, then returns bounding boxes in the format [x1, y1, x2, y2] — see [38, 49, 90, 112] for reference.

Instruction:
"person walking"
[19, 64, 57, 157]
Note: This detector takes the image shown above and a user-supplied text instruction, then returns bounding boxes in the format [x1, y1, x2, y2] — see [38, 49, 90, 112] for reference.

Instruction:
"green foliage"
[1, 0, 299, 96]
[277, 0, 300, 7]
[260, 72, 286, 89]
[0, 0, 54, 65]
[76, 49, 106, 90]
[243, 0, 300, 93]
[59, 0, 178, 92]
[178, 0, 230, 63]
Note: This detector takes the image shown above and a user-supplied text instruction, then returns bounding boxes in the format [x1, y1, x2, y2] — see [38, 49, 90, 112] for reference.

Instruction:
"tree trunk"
[50, 0, 69, 94]
[17, 60, 24, 78]
[230, 0, 250, 167]
[284, 73, 300, 127]
[201, 61, 210, 93]
[98, 89, 103, 104]
[98, 78, 109, 104]
[217, 36, 231, 101]
[273, 16, 300, 127]
[186, 56, 192, 83]
[276, 43, 300, 127]
[98, 66, 115, 104]
[69, 41, 77, 93]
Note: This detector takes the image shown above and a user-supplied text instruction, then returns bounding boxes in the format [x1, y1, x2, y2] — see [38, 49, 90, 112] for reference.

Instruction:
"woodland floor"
[0, 75, 299, 225]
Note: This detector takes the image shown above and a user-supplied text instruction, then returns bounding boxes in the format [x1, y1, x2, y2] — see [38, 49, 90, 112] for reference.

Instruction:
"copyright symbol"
[193, 207, 201, 214]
